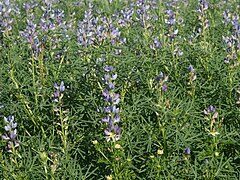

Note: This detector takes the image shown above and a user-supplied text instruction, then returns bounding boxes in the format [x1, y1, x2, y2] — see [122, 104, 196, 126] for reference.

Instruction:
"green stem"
[10, 69, 37, 127]
[59, 105, 67, 152]
[99, 149, 111, 164]
[31, 55, 39, 112]
[56, 55, 65, 80]
[11, 142, 19, 169]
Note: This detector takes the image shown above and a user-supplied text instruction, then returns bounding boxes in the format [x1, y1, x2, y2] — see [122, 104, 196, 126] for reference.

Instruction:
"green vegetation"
[0, 0, 239, 179]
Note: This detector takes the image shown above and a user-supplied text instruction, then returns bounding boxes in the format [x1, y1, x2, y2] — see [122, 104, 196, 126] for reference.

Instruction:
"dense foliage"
[0, 0, 240, 179]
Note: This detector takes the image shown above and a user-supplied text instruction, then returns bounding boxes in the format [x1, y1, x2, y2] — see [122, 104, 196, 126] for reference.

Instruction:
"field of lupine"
[0, 0, 240, 179]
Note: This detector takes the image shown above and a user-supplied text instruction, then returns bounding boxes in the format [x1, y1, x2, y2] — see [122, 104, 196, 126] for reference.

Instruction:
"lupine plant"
[223, 10, 240, 67]
[187, 65, 196, 97]
[52, 81, 69, 153]
[1, 116, 20, 170]
[164, 0, 184, 75]
[0, 0, 239, 179]
[197, 0, 209, 51]
[101, 65, 121, 142]
[2, 116, 19, 153]
[204, 105, 220, 137]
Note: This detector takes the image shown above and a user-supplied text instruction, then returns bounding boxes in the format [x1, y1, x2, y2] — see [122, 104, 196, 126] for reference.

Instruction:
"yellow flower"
[115, 144, 121, 149]
[92, 140, 98, 145]
[157, 149, 164, 155]
[127, 158, 131, 162]
[106, 175, 113, 180]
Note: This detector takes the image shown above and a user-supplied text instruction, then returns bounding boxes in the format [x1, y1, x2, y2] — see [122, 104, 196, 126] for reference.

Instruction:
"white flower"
[209, 131, 220, 136]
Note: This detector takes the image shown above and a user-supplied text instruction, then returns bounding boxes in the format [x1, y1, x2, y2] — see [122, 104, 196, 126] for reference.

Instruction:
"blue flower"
[53, 81, 65, 101]
[59, 81, 65, 92]
[104, 65, 113, 72]
[184, 147, 191, 155]
[188, 65, 195, 72]
[100, 65, 121, 142]
[156, 72, 168, 92]
[1, 116, 20, 152]
[204, 105, 215, 115]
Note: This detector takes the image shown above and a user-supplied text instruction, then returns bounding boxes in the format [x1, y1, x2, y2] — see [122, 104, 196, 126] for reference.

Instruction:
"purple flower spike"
[99, 64, 121, 141]
[2, 116, 20, 152]
[151, 38, 162, 49]
[53, 81, 65, 101]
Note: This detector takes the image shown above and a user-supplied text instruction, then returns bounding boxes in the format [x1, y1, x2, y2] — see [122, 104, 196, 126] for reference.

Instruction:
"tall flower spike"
[1, 116, 20, 152]
[53, 81, 65, 102]
[100, 65, 121, 142]
[204, 106, 220, 137]
[188, 65, 196, 82]
[156, 72, 168, 92]
[222, 11, 240, 66]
